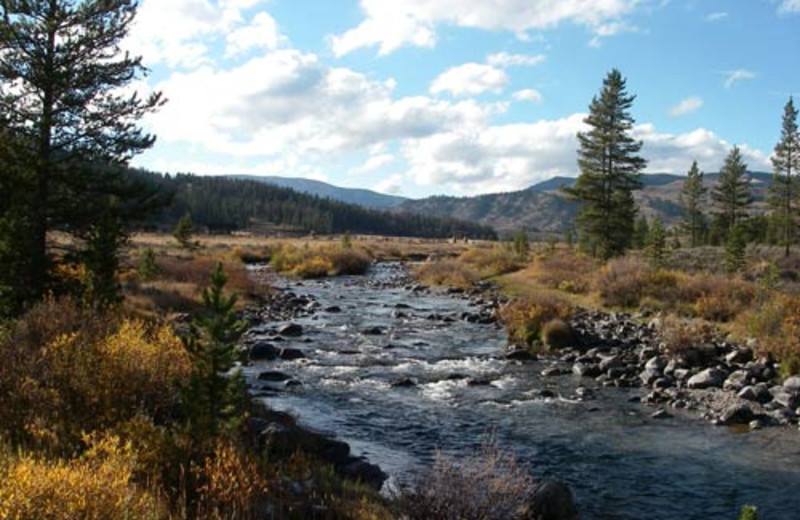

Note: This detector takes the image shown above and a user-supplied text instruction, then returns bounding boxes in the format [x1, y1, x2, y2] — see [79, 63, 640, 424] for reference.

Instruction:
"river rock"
[645, 356, 667, 373]
[773, 390, 800, 410]
[541, 366, 567, 377]
[718, 404, 756, 426]
[738, 384, 772, 404]
[361, 326, 385, 335]
[392, 377, 417, 388]
[258, 371, 292, 382]
[640, 369, 661, 386]
[784, 376, 800, 392]
[723, 370, 750, 391]
[726, 348, 754, 365]
[572, 362, 601, 378]
[687, 368, 726, 389]
[651, 409, 671, 419]
[507, 348, 536, 361]
[278, 347, 307, 361]
[520, 480, 579, 520]
[249, 342, 278, 361]
[339, 458, 387, 490]
[599, 354, 623, 372]
[278, 323, 304, 337]
[325, 305, 343, 313]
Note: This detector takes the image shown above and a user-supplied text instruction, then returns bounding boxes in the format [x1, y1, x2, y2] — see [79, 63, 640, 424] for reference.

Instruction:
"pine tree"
[679, 161, 708, 247]
[181, 263, 249, 441]
[725, 224, 748, 274]
[512, 228, 530, 258]
[712, 146, 753, 241]
[646, 215, 667, 267]
[632, 215, 650, 249]
[0, 0, 163, 313]
[770, 97, 799, 257]
[564, 69, 646, 259]
[174, 214, 196, 249]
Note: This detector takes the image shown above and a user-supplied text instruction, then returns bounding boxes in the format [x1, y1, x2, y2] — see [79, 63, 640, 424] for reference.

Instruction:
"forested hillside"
[135, 170, 497, 239]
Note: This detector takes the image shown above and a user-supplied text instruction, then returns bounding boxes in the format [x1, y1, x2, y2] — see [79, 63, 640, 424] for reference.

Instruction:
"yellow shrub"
[533, 250, 596, 293]
[500, 294, 572, 352]
[0, 435, 166, 520]
[0, 299, 190, 452]
[739, 295, 800, 376]
[458, 246, 523, 278]
[292, 256, 335, 278]
[413, 259, 479, 288]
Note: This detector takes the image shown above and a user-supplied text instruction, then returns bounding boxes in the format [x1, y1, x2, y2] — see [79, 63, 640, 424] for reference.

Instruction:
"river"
[243, 263, 800, 520]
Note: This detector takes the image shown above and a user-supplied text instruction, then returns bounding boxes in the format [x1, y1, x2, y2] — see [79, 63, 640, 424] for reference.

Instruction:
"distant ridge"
[231, 175, 409, 210]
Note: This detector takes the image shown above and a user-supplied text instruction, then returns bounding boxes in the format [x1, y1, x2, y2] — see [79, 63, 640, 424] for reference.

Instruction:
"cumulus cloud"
[127, 0, 281, 67]
[148, 49, 498, 161]
[331, 0, 650, 56]
[723, 69, 756, 89]
[513, 89, 543, 103]
[779, 0, 800, 14]
[668, 96, 703, 117]
[430, 63, 509, 96]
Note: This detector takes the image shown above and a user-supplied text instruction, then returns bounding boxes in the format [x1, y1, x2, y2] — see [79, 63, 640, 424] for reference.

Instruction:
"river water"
[244, 263, 800, 520]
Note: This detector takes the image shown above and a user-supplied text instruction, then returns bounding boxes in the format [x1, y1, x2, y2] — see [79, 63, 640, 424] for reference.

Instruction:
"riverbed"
[244, 263, 800, 520]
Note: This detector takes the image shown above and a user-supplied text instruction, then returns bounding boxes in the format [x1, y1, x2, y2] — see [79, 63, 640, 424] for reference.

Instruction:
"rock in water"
[278, 323, 303, 337]
[249, 342, 277, 361]
[521, 480, 579, 520]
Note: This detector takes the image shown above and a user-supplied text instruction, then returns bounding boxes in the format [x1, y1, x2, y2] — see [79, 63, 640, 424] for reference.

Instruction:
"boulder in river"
[687, 368, 726, 389]
[738, 384, 772, 404]
[258, 371, 292, 382]
[718, 404, 756, 426]
[279, 347, 307, 361]
[278, 323, 304, 337]
[249, 341, 278, 361]
[784, 376, 800, 392]
[520, 480, 579, 520]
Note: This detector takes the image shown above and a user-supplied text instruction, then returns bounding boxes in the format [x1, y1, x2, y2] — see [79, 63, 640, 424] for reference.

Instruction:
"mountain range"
[239, 172, 774, 237]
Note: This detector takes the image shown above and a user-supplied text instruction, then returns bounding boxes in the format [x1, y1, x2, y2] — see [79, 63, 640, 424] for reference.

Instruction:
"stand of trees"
[565, 71, 798, 266]
[0, 0, 164, 315]
[132, 170, 498, 240]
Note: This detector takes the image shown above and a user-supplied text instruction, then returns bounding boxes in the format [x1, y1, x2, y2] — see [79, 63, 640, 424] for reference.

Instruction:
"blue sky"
[125, 0, 800, 198]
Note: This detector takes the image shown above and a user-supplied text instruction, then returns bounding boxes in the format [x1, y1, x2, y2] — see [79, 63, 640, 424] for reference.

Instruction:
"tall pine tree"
[711, 146, 753, 241]
[0, 0, 163, 313]
[770, 97, 799, 256]
[679, 161, 707, 247]
[564, 69, 646, 259]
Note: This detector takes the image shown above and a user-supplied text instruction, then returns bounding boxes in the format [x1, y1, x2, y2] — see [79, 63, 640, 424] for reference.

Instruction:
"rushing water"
[244, 263, 800, 520]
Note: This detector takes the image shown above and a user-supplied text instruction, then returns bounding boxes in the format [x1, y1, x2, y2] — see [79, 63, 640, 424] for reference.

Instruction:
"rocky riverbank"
[506, 308, 800, 431]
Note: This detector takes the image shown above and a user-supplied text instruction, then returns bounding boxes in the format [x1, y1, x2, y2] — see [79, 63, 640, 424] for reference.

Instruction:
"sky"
[125, 0, 800, 199]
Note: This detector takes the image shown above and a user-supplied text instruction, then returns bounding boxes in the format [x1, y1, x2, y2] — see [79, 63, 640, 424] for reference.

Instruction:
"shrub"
[0, 434, 167, 520]
[658, 316, 718, 356]
[292, 256, 335, 278]
[458, 245, 523, 278]
[0, 298, 190, 453]
[594, 257, 684, 309]
[739, 294, 800, 377]
[500, 294, 573, 352]
[532, 250, 595, 294]
[739, 505, 759, 520]
[394, 441, 535, 520]
[414, 258, 479, 288]
[270, 243, 372, 278]
[540, 318, 578, 350]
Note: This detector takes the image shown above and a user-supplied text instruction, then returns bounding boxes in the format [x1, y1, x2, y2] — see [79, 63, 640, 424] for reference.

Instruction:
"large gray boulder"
[687, 368, 726, 389]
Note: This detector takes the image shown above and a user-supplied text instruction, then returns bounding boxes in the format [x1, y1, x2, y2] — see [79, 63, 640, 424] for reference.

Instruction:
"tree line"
[566, 69, 798, 265]
[133, 170, 498, 240]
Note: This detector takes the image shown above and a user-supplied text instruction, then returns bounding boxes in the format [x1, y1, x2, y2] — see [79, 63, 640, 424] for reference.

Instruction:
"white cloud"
[430, 63, 509, 96]
[487, 52, 546, 68]
[148, 49, 498, 161]
[723, 69, 756, 89]
[390, 115, 771, 196]
[352, 154, 396, 174]
[668, 96, 703, 117]
[705, 12, 728, 22]
[513, 89, 543, 103]
[779, 0, 800, 14]
[225, 12, 283, 57]
[331, 0, 650, 56]
[126, 0, 279, 67]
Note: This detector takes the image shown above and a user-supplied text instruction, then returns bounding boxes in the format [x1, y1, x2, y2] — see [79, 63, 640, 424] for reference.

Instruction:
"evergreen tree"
[632, 215, 650, 249]
[679, 161, 708, 247]
[181, 263, 248, 441]
[770, 97, 799, 256]
[646, 215, 667, 267]
[0, 0, 163, 313]
[512, 228, 530, 258]
[725, 224, 748, 274]
[174, 213, 196, 249]
[711, 146, 753, 241]
[564, 69, 646, 259]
